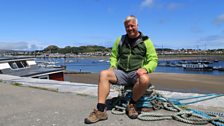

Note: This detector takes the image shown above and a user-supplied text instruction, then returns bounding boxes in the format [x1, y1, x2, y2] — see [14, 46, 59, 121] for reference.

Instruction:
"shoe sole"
[128, 115, 138, 119]
[84, 117, 108, 124]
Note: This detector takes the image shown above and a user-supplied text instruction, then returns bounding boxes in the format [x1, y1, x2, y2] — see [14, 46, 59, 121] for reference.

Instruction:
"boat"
[98, 59, 105, 62]
[218, 67, 224, 71]
[182, 62, 213, 70]
[214, 59, 219, 62]
[0, 57, 65, 81]
[213, 66, 224, 71]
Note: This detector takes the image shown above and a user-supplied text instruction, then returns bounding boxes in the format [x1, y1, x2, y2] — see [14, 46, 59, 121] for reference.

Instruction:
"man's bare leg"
[84, 69, 117, 124]
[98, 69, 117, 104]
[132, 74, 151, 101]
[126, 74, 151, 119]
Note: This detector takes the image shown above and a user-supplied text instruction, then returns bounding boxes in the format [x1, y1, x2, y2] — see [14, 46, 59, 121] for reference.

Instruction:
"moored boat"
[182, 62, 213, 70]
[0, 57, 65, 81]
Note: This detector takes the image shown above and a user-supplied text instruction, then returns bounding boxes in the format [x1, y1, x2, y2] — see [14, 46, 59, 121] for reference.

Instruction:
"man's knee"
[139, 74, 151, 86]
[99, 69, 116, 81]
[99, 70, 110, 77]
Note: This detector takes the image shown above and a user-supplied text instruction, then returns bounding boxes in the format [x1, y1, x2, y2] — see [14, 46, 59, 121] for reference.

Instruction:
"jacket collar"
[124, 31, 148, 47]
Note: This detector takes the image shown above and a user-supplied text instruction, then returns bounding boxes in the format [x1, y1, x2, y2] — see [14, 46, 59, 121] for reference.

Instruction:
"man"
[84, 15, 158, 124]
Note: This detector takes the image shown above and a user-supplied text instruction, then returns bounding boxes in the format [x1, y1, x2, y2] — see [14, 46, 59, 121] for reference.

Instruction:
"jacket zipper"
[126, 46, 132, 71]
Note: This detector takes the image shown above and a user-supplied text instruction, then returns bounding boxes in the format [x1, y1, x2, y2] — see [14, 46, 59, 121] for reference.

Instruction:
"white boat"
[0, 57, 65, 81]
[182, 62, 213, 70]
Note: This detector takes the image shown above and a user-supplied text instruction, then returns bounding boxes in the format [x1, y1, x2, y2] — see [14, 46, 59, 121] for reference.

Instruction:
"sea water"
[36, 57, 224, 76]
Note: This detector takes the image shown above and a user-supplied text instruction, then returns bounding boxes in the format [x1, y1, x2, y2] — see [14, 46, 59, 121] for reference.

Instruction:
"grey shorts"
[112, 69, 139, 86]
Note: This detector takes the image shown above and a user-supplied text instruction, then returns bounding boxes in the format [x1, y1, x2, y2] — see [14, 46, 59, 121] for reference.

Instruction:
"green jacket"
[110, 33, 158, 73]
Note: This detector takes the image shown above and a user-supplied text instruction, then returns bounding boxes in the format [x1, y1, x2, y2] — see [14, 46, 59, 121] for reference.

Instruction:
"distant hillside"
[43, 45, 111, 54]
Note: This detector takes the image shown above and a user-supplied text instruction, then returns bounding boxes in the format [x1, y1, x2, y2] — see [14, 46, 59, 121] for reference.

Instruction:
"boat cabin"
[0, 57, 65, 81]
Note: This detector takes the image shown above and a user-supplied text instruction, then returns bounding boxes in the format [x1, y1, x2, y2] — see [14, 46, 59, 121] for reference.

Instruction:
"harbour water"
[35, 57, 224, 76]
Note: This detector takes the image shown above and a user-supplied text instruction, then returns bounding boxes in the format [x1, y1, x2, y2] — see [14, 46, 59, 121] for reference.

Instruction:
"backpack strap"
[119, 35, 126, 48]
[118, 35, 126, 55]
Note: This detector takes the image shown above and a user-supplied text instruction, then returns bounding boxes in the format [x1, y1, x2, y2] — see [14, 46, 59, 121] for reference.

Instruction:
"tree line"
[43, 45, 111, 54]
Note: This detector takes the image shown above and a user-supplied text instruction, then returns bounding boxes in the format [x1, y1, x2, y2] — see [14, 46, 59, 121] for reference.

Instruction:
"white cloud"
[30, 44, 40, 50]
[0, 42, 28, 50]
[140, 0, 154, 8]
[0, 41, 44, 51]
[213, 14, 224, 25]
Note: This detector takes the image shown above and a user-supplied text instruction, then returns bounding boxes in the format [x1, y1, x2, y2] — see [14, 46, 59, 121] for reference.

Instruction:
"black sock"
[129, 98, 137, 105]
[97, 103, 107, 112]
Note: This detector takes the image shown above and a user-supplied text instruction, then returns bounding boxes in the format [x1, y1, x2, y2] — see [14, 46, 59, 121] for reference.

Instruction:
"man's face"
[124, 20, 138, 38]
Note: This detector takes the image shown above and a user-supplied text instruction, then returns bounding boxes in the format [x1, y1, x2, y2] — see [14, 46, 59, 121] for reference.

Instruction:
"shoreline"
[35, 54, 224, 60]
[64, 72, 224, 94]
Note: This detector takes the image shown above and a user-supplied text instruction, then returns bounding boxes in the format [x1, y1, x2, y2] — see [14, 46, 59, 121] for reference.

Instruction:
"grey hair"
[124, 15, 138, 25]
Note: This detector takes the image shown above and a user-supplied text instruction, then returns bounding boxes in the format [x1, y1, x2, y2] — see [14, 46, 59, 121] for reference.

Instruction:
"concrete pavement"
[0, 74, 224, 126]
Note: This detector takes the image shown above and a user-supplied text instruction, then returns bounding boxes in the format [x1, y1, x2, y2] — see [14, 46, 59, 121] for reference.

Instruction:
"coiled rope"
[110, 86, 224, 126]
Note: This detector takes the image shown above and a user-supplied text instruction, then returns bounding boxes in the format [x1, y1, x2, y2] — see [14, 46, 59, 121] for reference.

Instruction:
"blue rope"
[206, 111, 224, 118]
[190, 109, 224, 126]
[174, 94, 219, 100]
[169, 94, 224, 106]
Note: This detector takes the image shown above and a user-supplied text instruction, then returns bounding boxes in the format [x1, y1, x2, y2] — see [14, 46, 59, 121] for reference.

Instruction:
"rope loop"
[111, 105, 126, 115]
[110, 85, 224, 126]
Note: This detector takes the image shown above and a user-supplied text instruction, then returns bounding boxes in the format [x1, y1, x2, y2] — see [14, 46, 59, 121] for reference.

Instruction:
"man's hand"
[136, 68, 148, 77]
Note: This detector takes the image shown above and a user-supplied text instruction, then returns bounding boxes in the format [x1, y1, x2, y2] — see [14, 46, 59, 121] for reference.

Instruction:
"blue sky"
[0, 0, 224, 50]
